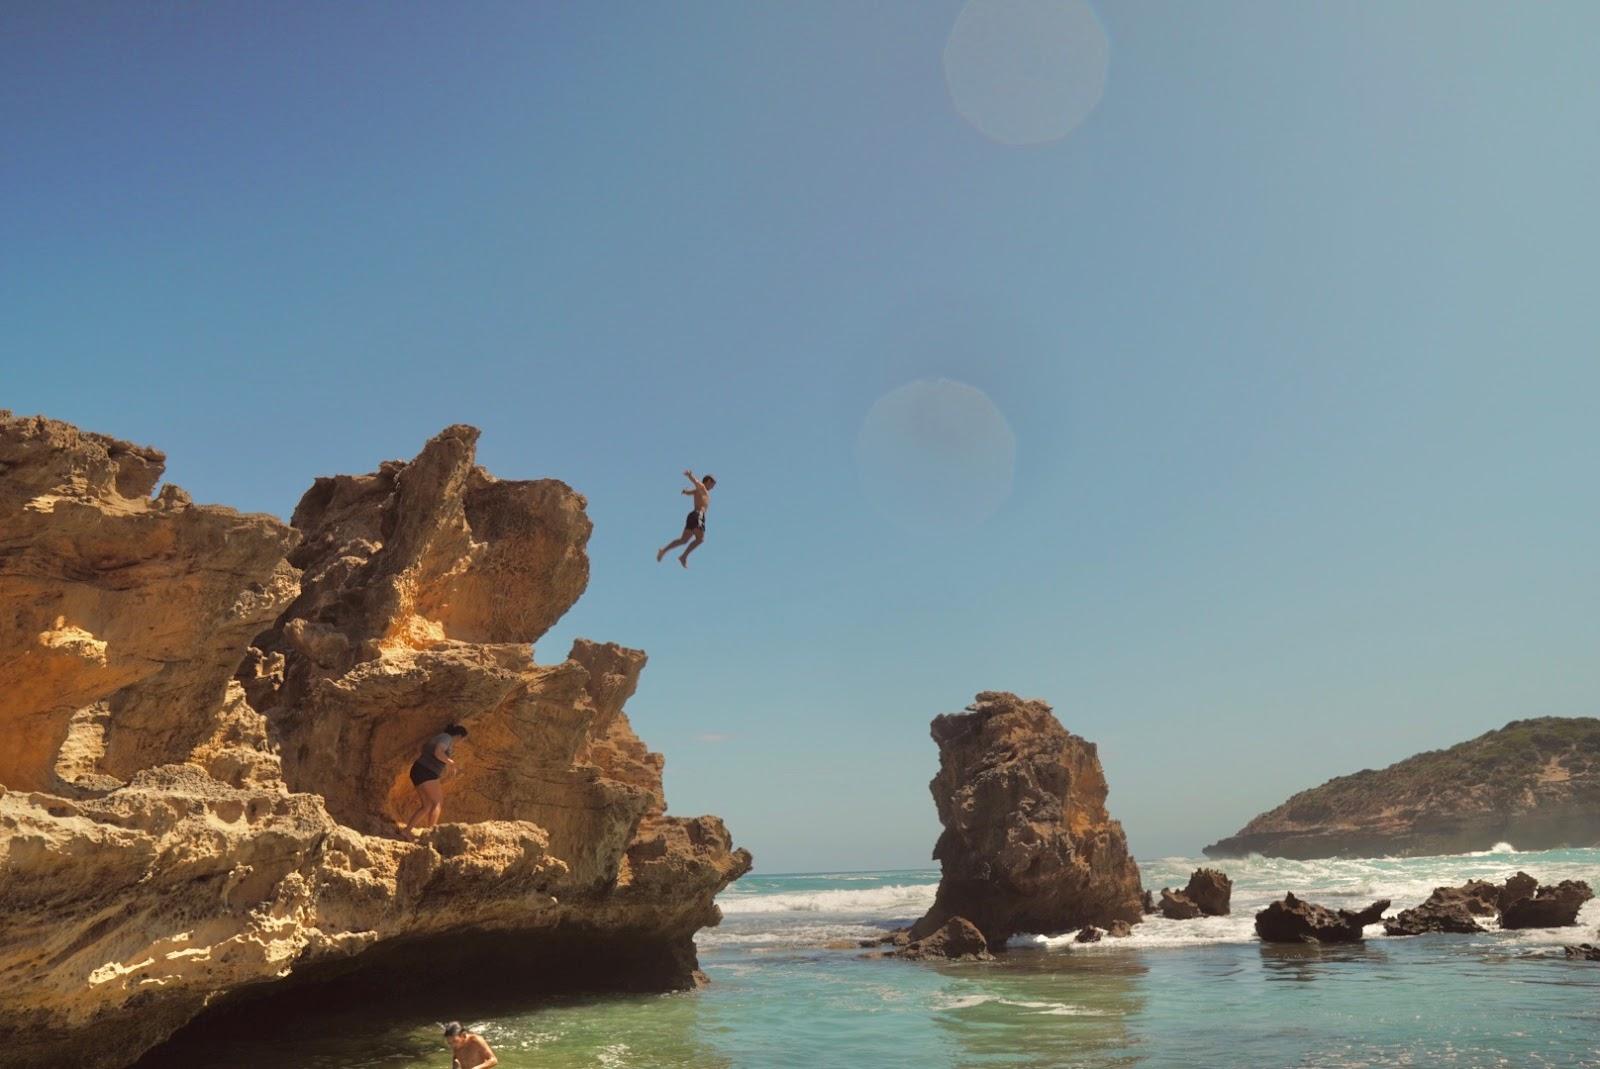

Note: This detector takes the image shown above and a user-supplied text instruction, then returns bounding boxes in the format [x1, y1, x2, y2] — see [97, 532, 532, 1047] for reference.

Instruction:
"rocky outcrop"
[1107, 920, 1134, 937]
[1382, 885, 1492, 936]
[1382, 872, 1588, 936]
[1158, 887, 1202, 920]
[1074, 925, 1104, 943]
[1206, 719, 1600, 859]
[1158, 868, 1232, 919]
[0, 414, 749, 1069]
[898, 917, 994, 962]
[1254, 893, 1389, 944]
[1499, 879, 1593, 929]
[1565, 943, 1600, 961]
[907, 692, 1143, 949]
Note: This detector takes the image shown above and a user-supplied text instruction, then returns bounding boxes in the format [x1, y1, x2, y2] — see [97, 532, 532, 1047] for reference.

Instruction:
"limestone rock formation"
[1158, 887, 1202, 920]
[1382, 892, 1488, 936]
[1158, 868, 1232, 920]
[1499, 879, 1593, 929]
[1181, 868, 1233, 915]
[1383, 872, 1592, 936]
[1254, 893, 1389, 944]
[0, 414, 749, 1069]
[898, 917, 994, 962]
[908, 692, 1143, 949]
[1206, 718, 1600, 859]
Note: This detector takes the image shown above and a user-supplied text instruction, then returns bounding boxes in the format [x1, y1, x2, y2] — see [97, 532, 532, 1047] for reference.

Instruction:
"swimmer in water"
[443, 1021, 498, 1069]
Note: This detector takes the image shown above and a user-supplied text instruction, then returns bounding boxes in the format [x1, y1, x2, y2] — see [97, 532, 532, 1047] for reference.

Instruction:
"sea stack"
[908, 691, 1143, 948]
[0, 414, 750, 1069]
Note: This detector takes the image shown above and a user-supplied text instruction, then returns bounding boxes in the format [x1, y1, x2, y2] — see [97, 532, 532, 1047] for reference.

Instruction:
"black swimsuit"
[685, 508, 706, 532]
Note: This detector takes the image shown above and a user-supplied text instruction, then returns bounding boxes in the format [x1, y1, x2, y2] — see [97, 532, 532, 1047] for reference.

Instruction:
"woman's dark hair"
[446, 724, 468, 738]
[442, 1021, 463, 1037]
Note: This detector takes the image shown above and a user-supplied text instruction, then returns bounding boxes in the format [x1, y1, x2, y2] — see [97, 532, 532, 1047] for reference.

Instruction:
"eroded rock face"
[1158, 887, 1202, 920]
[1157, 869, 1232, 920]
[1254, 893, 1389, 944]
[0, 416, 749, 1069]
[1500, 879, 1594, 929]
[1383, 872, 1592, 936]
[1182, 868, 1233, 916]
[908, 692, 1143, 948]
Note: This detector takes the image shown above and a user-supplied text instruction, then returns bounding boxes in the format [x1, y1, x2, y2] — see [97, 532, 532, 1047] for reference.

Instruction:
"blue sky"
[5, 2, 1598, 872]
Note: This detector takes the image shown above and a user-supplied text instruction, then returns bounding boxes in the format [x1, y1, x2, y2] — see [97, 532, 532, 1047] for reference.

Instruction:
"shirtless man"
[443, 1022, 498, 1069]
[656, 469, 715, 568]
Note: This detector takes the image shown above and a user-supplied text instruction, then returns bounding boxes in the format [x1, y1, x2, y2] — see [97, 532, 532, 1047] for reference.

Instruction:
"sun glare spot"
[943, 0, 1110, 146]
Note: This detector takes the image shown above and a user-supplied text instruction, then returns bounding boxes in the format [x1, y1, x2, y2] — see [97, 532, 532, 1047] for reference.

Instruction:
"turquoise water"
[143, 847, 1600, 1067]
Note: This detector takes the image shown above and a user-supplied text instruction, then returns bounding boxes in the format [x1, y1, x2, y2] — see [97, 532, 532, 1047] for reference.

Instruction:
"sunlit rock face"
[909, 691, 1144, 948]
[0, 413, 749, 1069]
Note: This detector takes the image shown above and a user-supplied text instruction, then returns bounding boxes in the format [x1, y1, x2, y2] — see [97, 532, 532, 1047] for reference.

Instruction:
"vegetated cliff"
[1205, 718, 1600, 859]
[0, 413, 750, 1069]
[909, 691, 1143, 948]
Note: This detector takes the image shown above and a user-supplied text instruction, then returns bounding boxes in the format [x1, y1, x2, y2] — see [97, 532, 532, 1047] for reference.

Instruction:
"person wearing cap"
[442, 1021, 498, 1068]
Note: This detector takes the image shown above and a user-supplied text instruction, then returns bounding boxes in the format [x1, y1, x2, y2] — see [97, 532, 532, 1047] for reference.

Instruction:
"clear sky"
[5, 2, 1599, 873]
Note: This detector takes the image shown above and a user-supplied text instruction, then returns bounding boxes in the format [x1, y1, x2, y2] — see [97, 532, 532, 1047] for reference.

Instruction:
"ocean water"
[142, 846, 1600, 1068]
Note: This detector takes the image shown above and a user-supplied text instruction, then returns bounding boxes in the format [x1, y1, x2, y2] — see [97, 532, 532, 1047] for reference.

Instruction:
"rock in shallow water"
[1255, 893, 1390, 944]
[907, 691, 1143, 949]
[898, 917, 994, 961]
[1500, 879, 1594, 929]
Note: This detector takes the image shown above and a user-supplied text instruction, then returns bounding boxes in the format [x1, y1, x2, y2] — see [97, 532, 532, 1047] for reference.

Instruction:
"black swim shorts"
[410, 760, 441, 786]
[685, 509, 706, 532]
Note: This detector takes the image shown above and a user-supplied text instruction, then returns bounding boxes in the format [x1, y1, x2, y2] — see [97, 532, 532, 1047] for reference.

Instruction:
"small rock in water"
[1500, 879, 1593, 930]
[1563, 943, 1600, 961]
[1255, 892, 1389, 944]
[1074, 925, 1104, 943]
[1107, 920, 1134, 938]
[897, 916, 994, 962]
[1158, 887, 1202, 920]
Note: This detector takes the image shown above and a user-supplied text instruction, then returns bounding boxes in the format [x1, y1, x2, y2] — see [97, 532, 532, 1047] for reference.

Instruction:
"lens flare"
[856, 379, 1016, 530]
[944, 0, 1110, 146]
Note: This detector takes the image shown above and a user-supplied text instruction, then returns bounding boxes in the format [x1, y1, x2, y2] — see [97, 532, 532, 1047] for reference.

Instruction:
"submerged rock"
[0, 414, 750, 1069]
[1108, 919, 1135, 938]
[1255, 893, 1390, 944]
[898, 917, 994, 962]
[1075, 925, 1105, 943]
[1564, 943, 1600, 961]
[907, 692, 1143, 949]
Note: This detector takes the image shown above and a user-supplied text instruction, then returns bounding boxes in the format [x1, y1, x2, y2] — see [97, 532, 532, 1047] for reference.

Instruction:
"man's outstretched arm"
[682, 469, 707, 492]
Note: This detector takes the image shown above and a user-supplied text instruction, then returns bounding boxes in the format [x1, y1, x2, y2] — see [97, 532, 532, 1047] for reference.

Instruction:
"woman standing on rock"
[402, 724, 468, 835]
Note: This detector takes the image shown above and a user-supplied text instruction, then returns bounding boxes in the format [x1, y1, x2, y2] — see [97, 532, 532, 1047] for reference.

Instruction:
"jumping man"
[657, 469, 715, 568]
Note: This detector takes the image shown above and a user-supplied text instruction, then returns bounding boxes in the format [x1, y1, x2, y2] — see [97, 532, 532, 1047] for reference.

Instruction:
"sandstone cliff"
[1205, 718, 1600, 859]
[909, 691, 1143, 948]
[0, 413, 749, 1069]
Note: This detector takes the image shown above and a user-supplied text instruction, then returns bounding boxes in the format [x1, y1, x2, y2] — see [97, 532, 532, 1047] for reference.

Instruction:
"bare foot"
[657, 547, 667, 562]
[679, 554, 689, 568]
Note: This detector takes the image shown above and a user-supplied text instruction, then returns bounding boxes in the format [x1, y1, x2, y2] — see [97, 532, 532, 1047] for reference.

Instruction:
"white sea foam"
[711, 849, 1600, 956]
[716, 883, 938, 918]
[934, 994, 1109, 1016]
